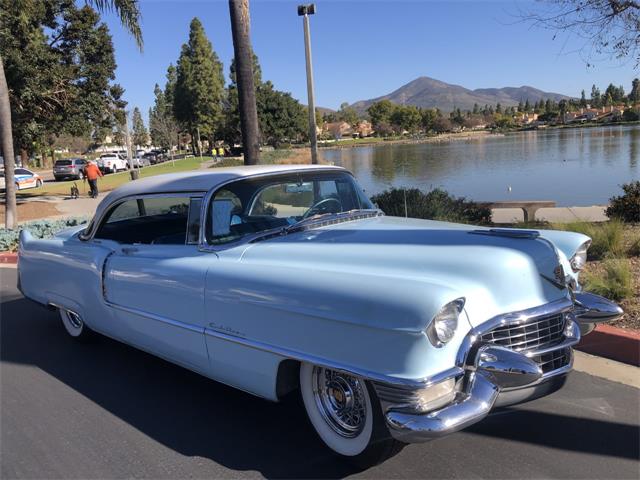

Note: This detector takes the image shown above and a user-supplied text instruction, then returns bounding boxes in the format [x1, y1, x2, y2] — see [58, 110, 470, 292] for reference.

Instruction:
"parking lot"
[1, 267, 638, 479]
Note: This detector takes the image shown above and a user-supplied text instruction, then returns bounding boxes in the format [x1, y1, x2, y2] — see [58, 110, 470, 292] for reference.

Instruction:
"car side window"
[95, 196, 195, 245]
[15, 168, 30, 175]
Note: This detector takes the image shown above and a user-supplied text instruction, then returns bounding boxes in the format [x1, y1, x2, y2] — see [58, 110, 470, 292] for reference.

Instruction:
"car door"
[96, 194, 213, 373]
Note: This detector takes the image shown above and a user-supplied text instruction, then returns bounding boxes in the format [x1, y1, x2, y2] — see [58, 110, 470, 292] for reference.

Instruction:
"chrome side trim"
[106, 301, 204, 334]
[203, 326, 464, 388]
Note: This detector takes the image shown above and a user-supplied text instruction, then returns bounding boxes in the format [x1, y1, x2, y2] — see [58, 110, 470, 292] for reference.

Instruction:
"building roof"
[94, 164, 345, 219]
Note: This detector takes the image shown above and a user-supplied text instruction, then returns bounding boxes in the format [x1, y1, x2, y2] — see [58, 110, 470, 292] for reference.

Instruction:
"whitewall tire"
[299, 363, 404, 466]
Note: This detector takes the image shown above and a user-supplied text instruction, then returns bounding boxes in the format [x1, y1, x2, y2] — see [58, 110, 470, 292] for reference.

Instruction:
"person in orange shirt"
[84, 161, 103, 198]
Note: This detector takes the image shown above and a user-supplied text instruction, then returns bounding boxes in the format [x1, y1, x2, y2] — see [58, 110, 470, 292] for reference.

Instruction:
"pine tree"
[174, 18, 225, 153]
[132, 107, 147, 147]
[580, 90, 587, 107]
[524, 99, 531, 112]
[591, 85, 601, 108]
[630, 78, 640, 105]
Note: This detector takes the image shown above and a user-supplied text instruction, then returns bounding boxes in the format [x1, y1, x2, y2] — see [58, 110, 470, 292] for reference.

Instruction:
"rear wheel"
[299, 363, 404, 467]
[59, 308, 94, 342]
[77, 171, 84, 180]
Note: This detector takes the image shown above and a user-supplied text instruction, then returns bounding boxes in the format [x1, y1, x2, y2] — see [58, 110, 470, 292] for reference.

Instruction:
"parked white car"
[0, 167, 44, 191]
[97, 154, 127, 174]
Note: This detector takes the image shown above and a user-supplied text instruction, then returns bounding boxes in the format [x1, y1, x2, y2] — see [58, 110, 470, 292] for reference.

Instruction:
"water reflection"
[324, 125, 640, 206]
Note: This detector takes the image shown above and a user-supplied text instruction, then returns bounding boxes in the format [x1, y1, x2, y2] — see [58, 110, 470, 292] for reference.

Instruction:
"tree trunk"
[228, 0, 260, 165]
[0, 55, 17, 229]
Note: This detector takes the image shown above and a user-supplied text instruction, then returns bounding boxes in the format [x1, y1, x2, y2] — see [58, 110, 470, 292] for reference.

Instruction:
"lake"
[322, 125, 640, 207]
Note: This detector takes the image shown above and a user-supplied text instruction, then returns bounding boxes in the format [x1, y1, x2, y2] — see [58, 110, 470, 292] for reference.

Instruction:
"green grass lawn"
[20, 156, 242, 198]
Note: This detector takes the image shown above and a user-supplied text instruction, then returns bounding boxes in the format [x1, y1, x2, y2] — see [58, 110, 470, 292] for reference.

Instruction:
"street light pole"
[298, 4, 318, 164]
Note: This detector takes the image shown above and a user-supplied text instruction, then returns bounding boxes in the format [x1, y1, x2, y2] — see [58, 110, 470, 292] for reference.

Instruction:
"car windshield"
[206, 171, 374, 245]
[55, 160, 72, 166]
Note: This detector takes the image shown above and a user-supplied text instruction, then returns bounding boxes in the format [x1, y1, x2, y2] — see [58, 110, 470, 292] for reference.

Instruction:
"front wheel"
[299, 363, 404, 467]
[36, 179, 43, 188]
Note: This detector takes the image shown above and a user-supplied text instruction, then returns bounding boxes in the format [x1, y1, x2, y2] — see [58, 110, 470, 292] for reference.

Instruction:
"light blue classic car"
[18, 165, 622, 466]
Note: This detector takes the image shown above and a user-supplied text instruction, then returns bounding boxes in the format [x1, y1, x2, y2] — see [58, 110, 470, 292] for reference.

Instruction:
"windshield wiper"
[284, 209, 381, 234]
[248, 209, 381, 244]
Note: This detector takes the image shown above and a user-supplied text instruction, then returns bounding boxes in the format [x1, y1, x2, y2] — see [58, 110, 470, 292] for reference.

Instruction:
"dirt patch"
[583, 256, 640, 331]
[0, 201, 61, 224]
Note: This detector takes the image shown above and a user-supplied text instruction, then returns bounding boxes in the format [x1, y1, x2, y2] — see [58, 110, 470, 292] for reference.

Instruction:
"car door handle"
[121, 247, 138, 255]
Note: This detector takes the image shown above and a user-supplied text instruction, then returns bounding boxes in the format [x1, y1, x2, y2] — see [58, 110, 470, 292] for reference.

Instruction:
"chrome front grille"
[531, 348, 571, 373]
[479, 311, 571, 374]
[480, 313, 566, 352]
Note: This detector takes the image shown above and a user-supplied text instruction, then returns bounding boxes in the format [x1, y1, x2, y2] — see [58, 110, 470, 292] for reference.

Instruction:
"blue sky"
[103, 0, 638, 119]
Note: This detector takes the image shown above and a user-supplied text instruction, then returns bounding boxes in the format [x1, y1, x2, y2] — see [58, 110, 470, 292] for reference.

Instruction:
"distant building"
[513, 112, 538, 125]
[325, 121, 353, 139]
[355, 120, 373, 138]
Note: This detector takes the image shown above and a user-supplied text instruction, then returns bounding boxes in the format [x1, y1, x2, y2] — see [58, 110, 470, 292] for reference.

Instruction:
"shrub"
[606, 181, 640, 223]
[371, 187, 491, 224]
[628, 235, 640, 257]
[584, 259, 634, 302]
[555, 220, 625, 260]
[0, 217, 88, 252]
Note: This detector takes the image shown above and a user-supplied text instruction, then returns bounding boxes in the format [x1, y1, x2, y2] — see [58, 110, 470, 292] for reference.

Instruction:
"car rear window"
[55, 160, 72, 166]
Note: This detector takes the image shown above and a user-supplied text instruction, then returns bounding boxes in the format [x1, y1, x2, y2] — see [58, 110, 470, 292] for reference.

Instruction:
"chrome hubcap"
[312, 367, 367, 438]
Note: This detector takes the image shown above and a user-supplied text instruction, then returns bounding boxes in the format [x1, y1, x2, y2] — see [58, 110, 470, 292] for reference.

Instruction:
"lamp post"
[298, 4, 318, 164]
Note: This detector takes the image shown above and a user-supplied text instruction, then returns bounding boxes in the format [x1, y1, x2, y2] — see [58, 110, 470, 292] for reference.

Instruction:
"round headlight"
[427, 298, 465, 347]
[570, 240, 591, 272]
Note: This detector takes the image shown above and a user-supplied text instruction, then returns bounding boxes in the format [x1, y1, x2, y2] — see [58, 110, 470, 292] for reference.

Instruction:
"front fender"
[205, 260, 470, 383]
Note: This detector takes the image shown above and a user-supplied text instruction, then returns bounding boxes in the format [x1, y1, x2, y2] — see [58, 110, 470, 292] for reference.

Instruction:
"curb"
[0, 252, 17, 264]
[577, 324, 640, 367]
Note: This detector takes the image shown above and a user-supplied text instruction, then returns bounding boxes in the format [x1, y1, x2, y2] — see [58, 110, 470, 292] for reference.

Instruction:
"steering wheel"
[302, 197, 342, 219]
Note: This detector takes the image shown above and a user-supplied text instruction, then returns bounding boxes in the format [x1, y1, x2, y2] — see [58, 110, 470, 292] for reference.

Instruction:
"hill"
[350, 76, 571, 113]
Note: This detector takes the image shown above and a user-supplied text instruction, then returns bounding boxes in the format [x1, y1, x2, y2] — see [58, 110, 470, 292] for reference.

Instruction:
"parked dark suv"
[53, 158, 87, 181]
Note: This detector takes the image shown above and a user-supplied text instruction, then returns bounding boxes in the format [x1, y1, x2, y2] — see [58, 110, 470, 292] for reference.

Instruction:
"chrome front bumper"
[383, 293, 622, 443]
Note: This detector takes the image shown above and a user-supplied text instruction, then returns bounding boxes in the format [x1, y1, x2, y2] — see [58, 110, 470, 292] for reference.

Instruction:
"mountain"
[350, 77, 571, 113]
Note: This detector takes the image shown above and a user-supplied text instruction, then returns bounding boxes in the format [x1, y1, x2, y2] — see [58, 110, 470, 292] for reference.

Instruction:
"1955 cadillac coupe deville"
[18, 164, 623, 465]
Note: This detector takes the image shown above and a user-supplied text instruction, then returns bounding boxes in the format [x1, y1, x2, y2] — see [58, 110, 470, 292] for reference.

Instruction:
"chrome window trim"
[197, 168, 358, 253]
[79, 191, 207, 241]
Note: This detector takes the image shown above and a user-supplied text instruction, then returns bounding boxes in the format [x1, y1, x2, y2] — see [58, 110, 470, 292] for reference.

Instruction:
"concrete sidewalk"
[14, 192, 609, 225]
[492, 205, 608, 224]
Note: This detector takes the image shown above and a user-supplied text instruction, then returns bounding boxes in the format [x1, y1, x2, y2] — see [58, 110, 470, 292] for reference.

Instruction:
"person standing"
[84, 161, 103, 198]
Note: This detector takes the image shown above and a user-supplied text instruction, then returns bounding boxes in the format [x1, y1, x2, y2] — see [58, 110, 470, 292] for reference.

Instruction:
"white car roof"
[93, 164, 346, 220]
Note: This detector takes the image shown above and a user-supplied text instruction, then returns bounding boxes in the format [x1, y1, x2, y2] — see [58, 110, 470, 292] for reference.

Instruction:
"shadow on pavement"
[0, 296, 360, 479]
[2, 295, 639, 478]
[470, 407, 640, 461]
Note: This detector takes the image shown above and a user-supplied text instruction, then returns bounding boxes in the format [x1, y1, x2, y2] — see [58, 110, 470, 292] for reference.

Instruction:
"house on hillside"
[513, 112, 538, 125]
[325, 121, 353, 140]
[355, 120, 373, 138]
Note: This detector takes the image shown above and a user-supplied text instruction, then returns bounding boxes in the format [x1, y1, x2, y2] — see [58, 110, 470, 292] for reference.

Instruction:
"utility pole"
[298, 4, 318, 164]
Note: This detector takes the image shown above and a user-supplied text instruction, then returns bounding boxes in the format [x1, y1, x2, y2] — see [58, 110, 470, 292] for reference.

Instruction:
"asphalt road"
[1, 268, 639, 479]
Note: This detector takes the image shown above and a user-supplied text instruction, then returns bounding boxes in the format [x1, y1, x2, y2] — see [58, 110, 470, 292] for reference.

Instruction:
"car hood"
[239, 215, 573, 327]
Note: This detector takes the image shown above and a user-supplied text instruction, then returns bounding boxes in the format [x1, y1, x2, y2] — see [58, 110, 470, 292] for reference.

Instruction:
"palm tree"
[228, 0, 260, 165]
[0, 0, 142, 229]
